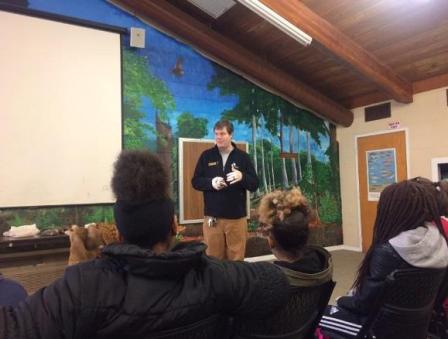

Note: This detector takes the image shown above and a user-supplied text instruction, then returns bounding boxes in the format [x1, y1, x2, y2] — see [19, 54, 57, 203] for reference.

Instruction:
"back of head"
[373, 178, 445, 243]
[258, 187, 310, 258]
[373, 177, 448, 244]
[354, 178, 446, 290]
[111, 150, 174, 248]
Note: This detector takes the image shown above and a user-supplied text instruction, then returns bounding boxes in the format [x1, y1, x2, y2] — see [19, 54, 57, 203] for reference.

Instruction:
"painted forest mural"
[0, 0, 342, 246]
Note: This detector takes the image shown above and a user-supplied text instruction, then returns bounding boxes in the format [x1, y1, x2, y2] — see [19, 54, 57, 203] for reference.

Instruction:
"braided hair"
[353, 178, 447, 291]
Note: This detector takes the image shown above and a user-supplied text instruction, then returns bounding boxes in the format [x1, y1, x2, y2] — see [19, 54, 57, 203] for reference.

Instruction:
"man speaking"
[192, 120, 259, 261]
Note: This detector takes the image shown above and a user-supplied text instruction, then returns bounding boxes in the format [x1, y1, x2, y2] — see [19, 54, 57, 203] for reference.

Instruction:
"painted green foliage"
[122, 49, 175, 150]
[208, 66, 341, 225]
[0, 206, 114, 230]
[176, 112, 208, 139]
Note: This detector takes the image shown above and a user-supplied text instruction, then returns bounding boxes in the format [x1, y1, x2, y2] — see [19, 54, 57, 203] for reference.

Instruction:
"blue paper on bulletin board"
[366, 148, 397, 201]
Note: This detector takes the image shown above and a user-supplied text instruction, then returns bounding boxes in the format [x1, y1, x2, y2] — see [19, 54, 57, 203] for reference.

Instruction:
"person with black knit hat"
[0, 150, 289, 339]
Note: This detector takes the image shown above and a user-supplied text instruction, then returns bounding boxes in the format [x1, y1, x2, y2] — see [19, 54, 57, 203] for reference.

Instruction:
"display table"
[0, 235, 69, 268]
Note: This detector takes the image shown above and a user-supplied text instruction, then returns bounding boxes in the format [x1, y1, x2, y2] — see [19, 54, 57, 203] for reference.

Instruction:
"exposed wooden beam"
[341, 72, 448, 108]
[109, 0, 354, 126]
[413, 73, 448, 94]
[258, 0, 413, 104]
[341, 92, 391, 109]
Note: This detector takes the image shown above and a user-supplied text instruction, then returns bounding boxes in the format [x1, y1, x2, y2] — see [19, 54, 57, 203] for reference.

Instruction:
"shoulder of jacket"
[204, 147, 218, 155]
[375, 242, 397, 255]
[370, 243, 409, 272]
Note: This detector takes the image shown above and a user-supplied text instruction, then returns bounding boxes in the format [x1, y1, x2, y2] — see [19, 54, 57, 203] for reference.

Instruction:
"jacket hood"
[275, 246, 333, 287]
[388, 222, 448, 268]
[101, 241, 207, 278]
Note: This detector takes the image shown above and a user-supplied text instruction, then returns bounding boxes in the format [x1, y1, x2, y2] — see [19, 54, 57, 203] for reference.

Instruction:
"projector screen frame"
[0, 3, 128, 35]
[0, 4, 127, 209]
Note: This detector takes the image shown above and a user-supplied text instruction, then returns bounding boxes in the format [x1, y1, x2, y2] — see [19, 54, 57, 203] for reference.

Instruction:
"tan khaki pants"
[202, 217, 247, 261]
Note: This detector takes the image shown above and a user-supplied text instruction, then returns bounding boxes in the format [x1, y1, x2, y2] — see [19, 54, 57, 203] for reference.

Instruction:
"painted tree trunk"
[260, 139, 268, 192]
[269, 137, 276, 190]
[156, 112, 173, 184]
[297, 128, 302, 182]
[289, 125, 298, 185]
[252, 115, 258, 175]
[306, 131, 312, 165]
[266, 146, 272, 192]
[281, 157, 289, 188]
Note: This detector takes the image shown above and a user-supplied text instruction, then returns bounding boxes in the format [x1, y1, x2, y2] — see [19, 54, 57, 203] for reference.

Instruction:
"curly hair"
[111, 150, 169, 202]
[258, 187, 310, 257]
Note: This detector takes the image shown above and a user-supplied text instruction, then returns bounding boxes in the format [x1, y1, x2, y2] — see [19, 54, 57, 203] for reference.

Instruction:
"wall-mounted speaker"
[365, 102, 391, 122]
[130, 27, 145, 48]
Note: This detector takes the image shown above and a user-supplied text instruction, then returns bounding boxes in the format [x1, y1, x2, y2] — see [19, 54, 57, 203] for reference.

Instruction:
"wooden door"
[357, 130, 407, 252]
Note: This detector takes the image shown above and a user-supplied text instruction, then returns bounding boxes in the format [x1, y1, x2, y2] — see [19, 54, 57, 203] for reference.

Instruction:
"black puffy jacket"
[0, 242, 289, 339]
[191, 143, 258, 219]
[337, 243, 414, 315]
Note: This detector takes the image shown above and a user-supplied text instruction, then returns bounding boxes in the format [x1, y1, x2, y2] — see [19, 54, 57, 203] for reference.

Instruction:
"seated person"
[257, 187, 332, 286]
[0, 150, 290, 339]
[321, 178, 448, 334]
[0, 274, 27, 306]
[236, 187, 333, 337]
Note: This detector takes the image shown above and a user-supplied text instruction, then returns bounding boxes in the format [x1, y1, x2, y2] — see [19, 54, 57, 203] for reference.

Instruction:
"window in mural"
[0, 0, 342, 246]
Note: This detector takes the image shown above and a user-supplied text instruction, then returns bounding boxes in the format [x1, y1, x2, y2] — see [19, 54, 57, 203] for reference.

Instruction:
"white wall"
[337, 87, 448, 248]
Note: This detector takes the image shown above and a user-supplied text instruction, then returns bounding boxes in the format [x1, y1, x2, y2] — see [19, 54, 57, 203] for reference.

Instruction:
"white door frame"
[354, 128, 410, 250]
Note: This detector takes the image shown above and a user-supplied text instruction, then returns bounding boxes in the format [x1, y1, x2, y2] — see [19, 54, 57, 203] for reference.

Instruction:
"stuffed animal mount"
[66, 223, 119, 266]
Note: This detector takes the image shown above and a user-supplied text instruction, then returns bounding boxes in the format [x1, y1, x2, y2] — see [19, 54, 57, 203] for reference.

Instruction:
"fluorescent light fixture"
[187, 0, 236, 19]
[237, 0, 312, 46]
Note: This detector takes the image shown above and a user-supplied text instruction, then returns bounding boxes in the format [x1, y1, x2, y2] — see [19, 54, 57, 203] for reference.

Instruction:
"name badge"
[208, 161, 218, 166]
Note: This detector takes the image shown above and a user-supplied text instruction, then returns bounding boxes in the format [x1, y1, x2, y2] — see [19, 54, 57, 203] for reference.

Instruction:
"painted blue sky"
[28, 0, 329, 161]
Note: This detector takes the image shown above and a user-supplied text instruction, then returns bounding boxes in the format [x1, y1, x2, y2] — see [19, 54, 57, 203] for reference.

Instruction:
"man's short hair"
[214, 120, 234, 134]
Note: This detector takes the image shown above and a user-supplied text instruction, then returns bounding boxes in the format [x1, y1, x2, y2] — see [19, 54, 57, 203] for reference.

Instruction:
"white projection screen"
[0, 9, 123, 208]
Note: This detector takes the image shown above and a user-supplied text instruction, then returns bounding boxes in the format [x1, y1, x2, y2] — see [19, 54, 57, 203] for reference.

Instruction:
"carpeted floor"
[329, 250, 364, 303]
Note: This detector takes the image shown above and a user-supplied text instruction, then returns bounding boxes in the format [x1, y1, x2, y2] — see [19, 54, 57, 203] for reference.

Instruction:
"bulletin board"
[178, 138, 249, 224]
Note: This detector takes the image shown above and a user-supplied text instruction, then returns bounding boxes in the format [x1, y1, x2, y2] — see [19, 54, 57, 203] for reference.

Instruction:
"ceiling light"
[237, 0, 312, 47]
[187, 0, 236, 19]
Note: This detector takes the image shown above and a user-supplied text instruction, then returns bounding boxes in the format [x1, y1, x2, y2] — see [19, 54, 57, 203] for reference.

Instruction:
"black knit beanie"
[114, 198, 174, 248]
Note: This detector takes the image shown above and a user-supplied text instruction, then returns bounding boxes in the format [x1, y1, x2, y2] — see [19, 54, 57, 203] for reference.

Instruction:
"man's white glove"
[226, 164, 243, 184]
[212, 177, 227, 190]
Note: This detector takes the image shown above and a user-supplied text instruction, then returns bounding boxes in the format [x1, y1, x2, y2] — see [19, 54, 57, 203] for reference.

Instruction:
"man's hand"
[226, 164, 243, 184]
[212, 177, 227, 190]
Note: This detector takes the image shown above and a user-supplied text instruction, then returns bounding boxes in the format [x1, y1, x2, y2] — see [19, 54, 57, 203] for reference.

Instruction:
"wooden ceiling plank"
[258, 0, 413, 103]
[109, 0, 354, 126]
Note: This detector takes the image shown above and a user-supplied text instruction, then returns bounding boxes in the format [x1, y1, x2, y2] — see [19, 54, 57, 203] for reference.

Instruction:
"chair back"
[429, 269, 448, 339]
[235, 280, 335, 339]
[364, 268, 446, 339]
[148, 314, 231, 339]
